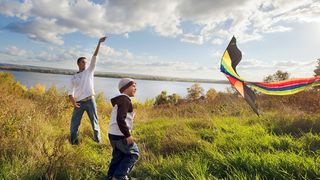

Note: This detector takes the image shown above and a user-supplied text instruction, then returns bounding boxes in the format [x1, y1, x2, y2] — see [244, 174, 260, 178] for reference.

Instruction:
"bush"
[263, 70, 289, 82]
[154, 91, 181, 106]
[206, 88, 217, 101]
[186, 83, 204, 101]
[29, 84, 46, 96]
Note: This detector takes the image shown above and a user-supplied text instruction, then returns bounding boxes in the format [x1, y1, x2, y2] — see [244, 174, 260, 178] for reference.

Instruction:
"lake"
[1, 70, 230, 102]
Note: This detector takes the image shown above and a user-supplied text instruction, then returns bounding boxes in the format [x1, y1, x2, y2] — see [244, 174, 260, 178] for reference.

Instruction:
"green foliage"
[263, 70, 289, 82]
[1, 72, 320, 179]
[155, 91, 169, 105]
[143, 98, 155, 107]
[29, 83, 46, 97]
[186, 83, 204, 100]
[154, 91, 181, 106]
[168, 93, 181, 105]
[0, 72, 28, 96]
[206, 88, 217, 101]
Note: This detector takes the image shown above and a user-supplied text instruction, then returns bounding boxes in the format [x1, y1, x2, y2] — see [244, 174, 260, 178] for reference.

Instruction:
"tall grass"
[0, 72, 319, 179]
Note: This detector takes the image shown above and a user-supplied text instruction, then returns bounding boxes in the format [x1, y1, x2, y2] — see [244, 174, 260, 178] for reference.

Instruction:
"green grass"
[132, 116, 320, 179]
[0, 72, 320, 179]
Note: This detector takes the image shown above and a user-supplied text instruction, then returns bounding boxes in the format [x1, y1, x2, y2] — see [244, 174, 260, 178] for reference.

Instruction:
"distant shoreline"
[0, 63, 229, 84]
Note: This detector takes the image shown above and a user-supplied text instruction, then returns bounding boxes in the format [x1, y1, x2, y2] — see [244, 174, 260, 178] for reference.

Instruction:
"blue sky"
[0, 0, 320, 81]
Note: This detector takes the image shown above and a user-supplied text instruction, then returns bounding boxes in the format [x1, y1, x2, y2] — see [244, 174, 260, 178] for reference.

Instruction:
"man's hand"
[73, 102, 80, 108]
[126, 136, 134, 145]
[99, 36, 107, 43]
[69, 95, 80, 108]
[94, 36, 107, 56]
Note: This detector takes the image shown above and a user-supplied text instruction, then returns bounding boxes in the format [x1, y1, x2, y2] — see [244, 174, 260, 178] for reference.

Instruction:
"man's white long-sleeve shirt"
[68, 56, 97, 101]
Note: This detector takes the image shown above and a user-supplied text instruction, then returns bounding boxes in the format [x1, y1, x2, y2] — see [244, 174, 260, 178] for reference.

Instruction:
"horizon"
[0, 0, 320, 82]
[0, 63, 229, 84]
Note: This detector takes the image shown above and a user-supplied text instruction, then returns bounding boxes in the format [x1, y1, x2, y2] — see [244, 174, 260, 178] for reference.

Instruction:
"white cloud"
[180, 0, 320, 44]
[123, 33, 129, 39]
[237, 58, 316, 71]
[98, 58, 215, 79]
[180, 33, 203, 44]
[0, 0, 32, 20]
[0, 44, 217, 79]
[235, 58, 317, 80]
[5, 17, 75, 45]
[274, 60, 316, 69]
[1, 0, 320, 45]
[103, 0, 182, 37]
[0, 45, 86, 66]
[4, 46, 27, 56]
[274, 1, 320, 23]
[211, 38, 223, 45]
[99, 46, 134, 61]
[96, 47, 214, 78]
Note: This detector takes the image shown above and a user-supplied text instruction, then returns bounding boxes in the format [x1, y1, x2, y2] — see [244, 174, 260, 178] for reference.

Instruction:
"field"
[0, 72, 319, 179]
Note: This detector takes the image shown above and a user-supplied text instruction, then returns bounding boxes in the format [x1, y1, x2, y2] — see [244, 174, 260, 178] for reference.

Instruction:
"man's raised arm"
[89, 36, 107, 70]
[94, 36, 106, 56]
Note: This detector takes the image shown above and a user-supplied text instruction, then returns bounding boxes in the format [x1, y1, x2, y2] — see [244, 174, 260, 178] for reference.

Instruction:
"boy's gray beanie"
[118, 78, 135, 93]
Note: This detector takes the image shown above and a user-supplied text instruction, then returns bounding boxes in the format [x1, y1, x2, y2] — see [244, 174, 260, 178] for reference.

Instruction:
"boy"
[107, 78, 139, 180]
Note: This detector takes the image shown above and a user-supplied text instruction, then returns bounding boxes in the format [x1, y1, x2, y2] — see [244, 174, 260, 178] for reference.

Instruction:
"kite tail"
[220, 36, 319, 115]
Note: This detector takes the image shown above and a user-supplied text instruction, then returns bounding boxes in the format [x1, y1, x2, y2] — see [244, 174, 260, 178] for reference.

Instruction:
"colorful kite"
[220, 36, 320, 115]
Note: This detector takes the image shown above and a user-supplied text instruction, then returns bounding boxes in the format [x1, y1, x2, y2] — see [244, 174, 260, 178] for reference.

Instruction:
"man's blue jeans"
[70, 98, 101, 144]
[107, 134, 139, 179]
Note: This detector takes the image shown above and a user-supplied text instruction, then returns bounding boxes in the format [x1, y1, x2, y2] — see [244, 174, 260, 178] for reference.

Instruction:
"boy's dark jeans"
[107, 134, 139, 179]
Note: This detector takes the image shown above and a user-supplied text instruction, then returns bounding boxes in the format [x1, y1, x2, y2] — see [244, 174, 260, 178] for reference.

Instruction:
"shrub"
[29, 84, 46, 96]
[154, 91, 181, 106]
[186, 83, 204, 101]
[263, 70, 289, 82]
[206, 88, 217, 101]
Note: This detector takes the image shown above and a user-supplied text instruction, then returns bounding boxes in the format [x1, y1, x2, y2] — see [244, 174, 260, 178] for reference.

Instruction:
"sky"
[0, 0, 320, 81]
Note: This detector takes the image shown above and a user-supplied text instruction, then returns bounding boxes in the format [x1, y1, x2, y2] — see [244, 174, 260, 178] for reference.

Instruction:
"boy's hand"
[126, 136, 134, 145]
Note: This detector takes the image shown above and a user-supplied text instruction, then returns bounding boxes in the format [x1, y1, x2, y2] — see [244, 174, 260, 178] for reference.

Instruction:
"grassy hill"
[0, 72, 319, 179]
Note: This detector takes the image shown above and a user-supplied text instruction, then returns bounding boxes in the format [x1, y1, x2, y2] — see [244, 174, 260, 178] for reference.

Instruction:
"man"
[107, 78, 139, 180]
[68, 36, 106, 145]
